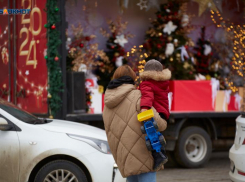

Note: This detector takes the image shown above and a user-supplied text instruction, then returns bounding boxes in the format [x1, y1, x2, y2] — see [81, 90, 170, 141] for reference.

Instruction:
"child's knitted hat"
[144, 59, 163, 72]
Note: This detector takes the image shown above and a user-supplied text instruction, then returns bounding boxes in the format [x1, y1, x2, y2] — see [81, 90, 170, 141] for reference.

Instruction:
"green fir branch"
[45, 0, 63, 117]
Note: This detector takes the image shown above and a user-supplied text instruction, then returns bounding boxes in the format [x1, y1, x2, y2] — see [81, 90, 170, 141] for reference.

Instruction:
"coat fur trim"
[139, 69, 171, 81]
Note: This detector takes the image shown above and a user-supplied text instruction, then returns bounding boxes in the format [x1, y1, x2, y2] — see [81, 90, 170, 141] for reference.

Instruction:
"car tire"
[146, 140, 152, 151]
[153, 121, 158, 130]
[141, 126, 146, 134]
[174, 126, 212, 168]
[34, 160, 88, 182]
[159, 135, 166, 146]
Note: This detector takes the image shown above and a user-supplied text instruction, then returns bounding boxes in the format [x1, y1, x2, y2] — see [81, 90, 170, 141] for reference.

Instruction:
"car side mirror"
[0, 117, 13, 131]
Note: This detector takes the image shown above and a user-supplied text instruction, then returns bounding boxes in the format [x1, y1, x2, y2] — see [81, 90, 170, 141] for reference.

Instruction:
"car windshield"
[0, 99, 44, 124]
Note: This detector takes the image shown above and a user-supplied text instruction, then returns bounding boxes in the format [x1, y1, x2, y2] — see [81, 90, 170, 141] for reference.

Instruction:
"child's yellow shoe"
[137, 109, 154, 122]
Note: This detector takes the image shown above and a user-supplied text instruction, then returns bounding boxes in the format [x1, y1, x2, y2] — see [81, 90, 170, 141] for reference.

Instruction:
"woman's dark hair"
[112, 65, 137, 80]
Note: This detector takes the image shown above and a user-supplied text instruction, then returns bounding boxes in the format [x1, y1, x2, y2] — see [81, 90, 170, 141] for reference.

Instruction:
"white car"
[0, 99, 125, 182]
[229, 115, 245, 182]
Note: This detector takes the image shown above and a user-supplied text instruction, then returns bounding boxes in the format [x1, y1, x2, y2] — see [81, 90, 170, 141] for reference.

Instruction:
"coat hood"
[104, 84, 136, 109]
[139, 69, 171, 81]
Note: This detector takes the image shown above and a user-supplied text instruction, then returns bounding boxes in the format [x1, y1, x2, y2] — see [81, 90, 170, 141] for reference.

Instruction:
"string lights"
[16, 69, 48, 97]
[0, 26, 9, 49]
[127, 45, 148, 86]
[210, 10, 244, 93]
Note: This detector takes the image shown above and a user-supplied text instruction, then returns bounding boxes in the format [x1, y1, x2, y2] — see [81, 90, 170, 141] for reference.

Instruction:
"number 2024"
[19, 0, 42, 69]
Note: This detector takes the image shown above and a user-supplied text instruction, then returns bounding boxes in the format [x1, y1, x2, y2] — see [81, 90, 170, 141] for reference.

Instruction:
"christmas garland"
[45, 0, 63, 118]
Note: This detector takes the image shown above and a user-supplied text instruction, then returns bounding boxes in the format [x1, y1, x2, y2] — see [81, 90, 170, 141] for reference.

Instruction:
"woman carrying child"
[103, 64, 170, 182]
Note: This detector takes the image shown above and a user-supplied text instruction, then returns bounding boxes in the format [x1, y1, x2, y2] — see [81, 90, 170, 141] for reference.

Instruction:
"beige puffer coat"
[103, 84, 167, 178]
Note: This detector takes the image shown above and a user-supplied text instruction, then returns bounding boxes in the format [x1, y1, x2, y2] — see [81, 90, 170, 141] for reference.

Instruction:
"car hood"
[38, 119, 107, 140]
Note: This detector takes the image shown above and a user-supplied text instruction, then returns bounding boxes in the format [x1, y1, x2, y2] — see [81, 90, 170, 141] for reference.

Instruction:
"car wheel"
[159, 135, 166, 146]
[174, 126, 212, 168]
[141, 126, 146, 134]
[34, 160, 88, 182]
[153, 121, 158, 130]
[146, 140, 152, 151]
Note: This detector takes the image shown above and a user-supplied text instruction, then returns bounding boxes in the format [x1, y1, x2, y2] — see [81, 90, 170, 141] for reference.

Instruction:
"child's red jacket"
[139, 69, 171, 119]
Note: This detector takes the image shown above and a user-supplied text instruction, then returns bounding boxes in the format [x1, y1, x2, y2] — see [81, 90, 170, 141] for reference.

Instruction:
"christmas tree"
[194, 27, 214, 78]
[66, 24, 108, 72]
[95, 18, 134, 90]
[143, 0, 195, 80]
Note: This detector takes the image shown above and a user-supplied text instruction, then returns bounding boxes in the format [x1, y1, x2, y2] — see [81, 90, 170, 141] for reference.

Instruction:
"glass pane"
[15, 0, 48, 114]
[0, 0, 10, 102]
[0, 98, 39, 123]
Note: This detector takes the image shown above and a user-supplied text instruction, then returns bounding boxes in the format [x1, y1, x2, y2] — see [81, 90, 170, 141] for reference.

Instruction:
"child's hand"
[141, 109, 147, 112]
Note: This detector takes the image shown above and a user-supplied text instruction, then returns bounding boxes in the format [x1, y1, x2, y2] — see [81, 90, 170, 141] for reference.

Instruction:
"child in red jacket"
[139, 59, 171, 170]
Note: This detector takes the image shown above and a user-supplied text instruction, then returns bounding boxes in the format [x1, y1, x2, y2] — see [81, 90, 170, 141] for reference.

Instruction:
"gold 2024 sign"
[19, 0, 42, 69]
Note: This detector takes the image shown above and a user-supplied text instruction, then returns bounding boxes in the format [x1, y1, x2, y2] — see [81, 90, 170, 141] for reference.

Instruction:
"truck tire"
[159, 135, 166, 146]
[174, 126, 212, 168]
[153, 121, 158, 130]
[146, 140, 152, 151]
[141, 126, 146, 134]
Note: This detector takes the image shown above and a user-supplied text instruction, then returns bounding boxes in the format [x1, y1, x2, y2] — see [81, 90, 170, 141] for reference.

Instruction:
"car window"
[0, 99, 43, 124]
[0, 114, 21, 131]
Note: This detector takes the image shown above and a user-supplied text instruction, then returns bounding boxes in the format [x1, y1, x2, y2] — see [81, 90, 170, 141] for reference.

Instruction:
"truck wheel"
[159, 135, 166, 146]
[141, 126, 146, 134]
[146, 140, 152, 151]
[174, 126, 212, 168]
[153, 121, 158, 130]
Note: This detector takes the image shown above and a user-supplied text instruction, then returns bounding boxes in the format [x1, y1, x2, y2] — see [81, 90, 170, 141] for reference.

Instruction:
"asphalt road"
[157, 152, 231, 182]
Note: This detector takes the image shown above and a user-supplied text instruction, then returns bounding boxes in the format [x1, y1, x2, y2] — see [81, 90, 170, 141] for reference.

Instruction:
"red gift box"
[228, 93, 242, 111]
[228, 96, 237, 111]
[169, 81, 213, 111]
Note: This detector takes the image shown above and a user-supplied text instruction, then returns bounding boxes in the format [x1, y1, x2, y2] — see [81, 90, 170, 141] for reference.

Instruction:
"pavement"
[157, 152, 231, 182]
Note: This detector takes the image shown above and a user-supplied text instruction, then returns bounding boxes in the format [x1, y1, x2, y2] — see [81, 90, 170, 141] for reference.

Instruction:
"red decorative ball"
[157, 44, 162, 49]
[157, 14, 161, 18]
[51, 24, 56, 30]
[85, 36, 91, 41]
[79, 43, 84, 48]
[111, 46, 115, 49]
[197, 52, 201, 56]
[54, 56, 59, 61]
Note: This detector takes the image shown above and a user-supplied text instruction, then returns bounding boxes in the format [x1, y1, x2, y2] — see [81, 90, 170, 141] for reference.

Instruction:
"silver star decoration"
[163, 21, 177, 35]
[137, 0, 148, 10]
[114, 34, 128, 47]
